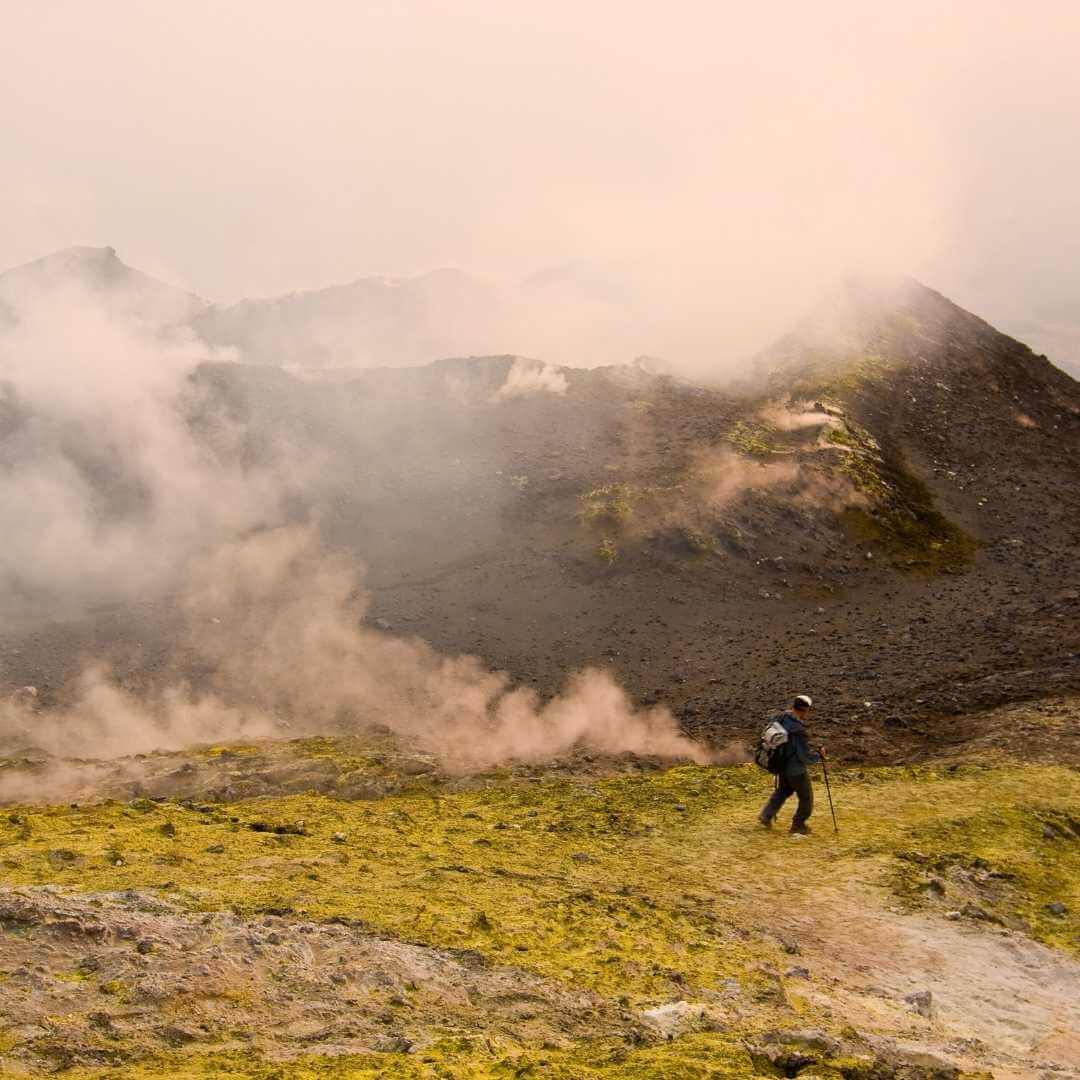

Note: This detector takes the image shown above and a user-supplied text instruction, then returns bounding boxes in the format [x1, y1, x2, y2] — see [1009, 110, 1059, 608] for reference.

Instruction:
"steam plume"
[0, 281, 708, 794]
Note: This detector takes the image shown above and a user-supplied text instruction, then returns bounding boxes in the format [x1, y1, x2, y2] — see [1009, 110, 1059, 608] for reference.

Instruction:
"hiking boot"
[790, 823, 812, 835]
[757, 813, 773, 829]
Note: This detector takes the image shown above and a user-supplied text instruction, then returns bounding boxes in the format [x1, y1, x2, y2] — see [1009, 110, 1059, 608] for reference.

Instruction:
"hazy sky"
[2, 2, 1078, 366]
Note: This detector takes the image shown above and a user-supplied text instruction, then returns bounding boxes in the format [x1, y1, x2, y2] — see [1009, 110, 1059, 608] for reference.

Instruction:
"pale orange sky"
[2, 1, 1078, 366]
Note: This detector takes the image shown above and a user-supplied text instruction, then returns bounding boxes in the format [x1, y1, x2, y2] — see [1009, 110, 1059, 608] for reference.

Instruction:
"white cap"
[793, 694, 813, 710]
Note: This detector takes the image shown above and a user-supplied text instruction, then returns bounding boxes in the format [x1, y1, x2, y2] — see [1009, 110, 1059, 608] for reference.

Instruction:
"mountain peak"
[0, 246, 207, 325]
[7, 244, 125, 285]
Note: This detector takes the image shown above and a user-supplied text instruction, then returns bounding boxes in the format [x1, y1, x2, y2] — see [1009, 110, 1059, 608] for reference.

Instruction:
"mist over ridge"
[1, 238, 1077, 792]
[0, 0, 1077, 782]
[2, 10, 1080, 1078]
[4, 4, 1079, 374]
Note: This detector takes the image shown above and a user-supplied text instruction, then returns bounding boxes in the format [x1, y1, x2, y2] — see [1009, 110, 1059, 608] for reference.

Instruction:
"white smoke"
[0, 525, 709, 789]
[494, 358, 569, 400]
[0, 283, 709, 789]
[0, 283, 305, 621]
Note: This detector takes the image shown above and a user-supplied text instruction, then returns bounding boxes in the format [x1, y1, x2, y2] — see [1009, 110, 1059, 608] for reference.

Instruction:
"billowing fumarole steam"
[0, 277, 713, 791]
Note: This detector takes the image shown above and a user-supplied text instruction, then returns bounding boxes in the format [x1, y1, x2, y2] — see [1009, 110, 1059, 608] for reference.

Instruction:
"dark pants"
[760, 770, 814, 828]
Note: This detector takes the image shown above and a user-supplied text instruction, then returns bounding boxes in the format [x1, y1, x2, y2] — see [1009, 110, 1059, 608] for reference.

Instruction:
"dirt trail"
[2, 745, 1078, 1077]
[785, 881, 1080, 1078]
[4, 882, 1077, 1077]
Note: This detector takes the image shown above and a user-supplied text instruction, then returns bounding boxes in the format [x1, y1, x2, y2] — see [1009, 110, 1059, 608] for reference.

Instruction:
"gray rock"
[865, 1037, 960, 1078]
[904, 989, 934, 1017]
[750, 1028, 841, 1073]
[960, 902, 1004, 924]
[158, 1024, 199, 1046]
[372, 1035, 413, 1052]
[641, 1000, 707, 1039]
[767, 1029, 841, 1054]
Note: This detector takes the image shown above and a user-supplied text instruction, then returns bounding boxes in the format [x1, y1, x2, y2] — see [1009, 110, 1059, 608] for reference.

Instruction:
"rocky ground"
[1, 726, 1078, 1078]
[4, 280, 1077, 768]
[1, 270, 1079, 1077]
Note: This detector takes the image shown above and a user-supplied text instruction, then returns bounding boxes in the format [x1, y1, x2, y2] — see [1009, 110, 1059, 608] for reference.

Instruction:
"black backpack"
[753, 718, 789, 774]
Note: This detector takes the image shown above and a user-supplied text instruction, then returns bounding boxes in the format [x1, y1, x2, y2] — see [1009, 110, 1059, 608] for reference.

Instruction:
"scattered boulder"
[904, 989, 934, 1018]
[45, 849, 82, 869]
[862, 1037, 960, 1079]
[640, 1001, 709, 1040]
[748, 1029, 841, 1075]
[762, 1030, 842, 1055]
[960, 903, 1004, 925]
[247, 819, 307, 836]
[157, 1024, 199, 1047]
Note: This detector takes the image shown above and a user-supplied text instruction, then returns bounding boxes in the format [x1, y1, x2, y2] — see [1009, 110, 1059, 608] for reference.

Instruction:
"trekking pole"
[819, 747, 838, 835]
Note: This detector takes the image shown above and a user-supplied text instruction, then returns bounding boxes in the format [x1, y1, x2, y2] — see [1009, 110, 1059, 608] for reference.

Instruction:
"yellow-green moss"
[597, 536, 619, 564]
[2, 753, 1079, 1078]
[579, 483, 640, 527]
[725, 421, 778, 457]
[822, 416, 978, 571]
[807, 353, 892, 399]
[15, 1033, 764, 1079]
[4, 763, 1078, 989]
[887, 796, 1080, 951]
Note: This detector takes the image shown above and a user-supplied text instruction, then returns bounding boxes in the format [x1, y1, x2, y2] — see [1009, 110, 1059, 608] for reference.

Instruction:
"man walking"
[758, 694, 824, 835]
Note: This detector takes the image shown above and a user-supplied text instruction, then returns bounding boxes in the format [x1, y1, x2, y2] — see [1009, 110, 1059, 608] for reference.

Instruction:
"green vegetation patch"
[888, 797, 1080, 952]
[817, 352, 891, 398]
[724, 421, 779, 457]
[577, 480, 705, 564]
[826, 419, 978, 572]
[2, 755, 1078, 1077]
[0, 766, 770, 1003]
[16, 1033, 764, 1080]
[4, 762, 1078, 976]
[578, 483, 641, 527]
[775, 351, 894, 403]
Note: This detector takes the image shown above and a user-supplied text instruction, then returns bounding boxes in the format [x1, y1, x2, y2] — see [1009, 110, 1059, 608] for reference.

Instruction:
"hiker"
[757, 694, 825, 835]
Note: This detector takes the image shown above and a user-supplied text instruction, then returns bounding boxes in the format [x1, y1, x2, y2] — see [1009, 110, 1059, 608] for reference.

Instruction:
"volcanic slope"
[0, 246, 206, 328]
[2, 274, 1079, 763]
[190, 278, 1080, 754]
[190, 267, 505, 370]
[2, 264, 1080, 1078]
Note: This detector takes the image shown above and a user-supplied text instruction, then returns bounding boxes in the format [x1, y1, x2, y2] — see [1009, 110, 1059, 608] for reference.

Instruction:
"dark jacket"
[776, 712, 821, 776]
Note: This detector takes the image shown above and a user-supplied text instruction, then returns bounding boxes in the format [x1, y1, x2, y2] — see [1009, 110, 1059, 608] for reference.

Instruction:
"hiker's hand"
[818, 745, 827, 760]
